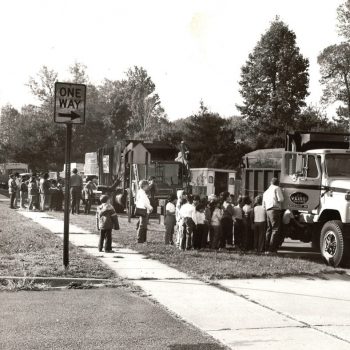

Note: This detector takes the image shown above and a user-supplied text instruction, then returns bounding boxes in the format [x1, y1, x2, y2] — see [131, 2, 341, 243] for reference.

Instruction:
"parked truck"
[242, 131, 350, 267]
[190, 168, 237, 198]
[96, 140, 186, 213]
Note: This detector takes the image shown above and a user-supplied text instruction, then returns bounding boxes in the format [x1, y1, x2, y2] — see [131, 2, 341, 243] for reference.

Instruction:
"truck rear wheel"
[320, 221, 350, 267]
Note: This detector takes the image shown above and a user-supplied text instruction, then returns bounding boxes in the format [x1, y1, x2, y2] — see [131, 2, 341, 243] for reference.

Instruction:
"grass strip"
[0, 202, 115, 280]
[49, 209, 344, 280]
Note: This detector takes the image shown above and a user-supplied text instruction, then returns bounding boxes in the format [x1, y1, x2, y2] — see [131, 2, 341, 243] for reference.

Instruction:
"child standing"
[96, 195, 120, 252]
[202, 199, 211, 248]
[251, 195, 266, 253]
[28, 176, 39, 211]
[49, 180, 58, 211]
[192, 201, 206, 249]
[175, 190, 186, 248]
[221, 192, 234, 248]
[179, 195, 196, 250]
[211, 200, 223, 250]
[164, 194, 177, 245]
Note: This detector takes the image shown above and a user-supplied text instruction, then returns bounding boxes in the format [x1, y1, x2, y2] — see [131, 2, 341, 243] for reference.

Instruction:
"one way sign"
[54, 82, 86, 124]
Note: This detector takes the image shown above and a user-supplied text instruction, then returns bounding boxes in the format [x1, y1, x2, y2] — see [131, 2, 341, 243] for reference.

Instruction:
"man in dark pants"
[263, 178, 284, 253]
[70, 168, 83, 214]
[8, 174, 17, 209]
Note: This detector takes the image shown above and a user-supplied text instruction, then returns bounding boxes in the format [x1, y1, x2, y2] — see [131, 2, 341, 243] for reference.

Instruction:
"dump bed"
[285, 131, 350, 152]
[241, 149, 282, 198]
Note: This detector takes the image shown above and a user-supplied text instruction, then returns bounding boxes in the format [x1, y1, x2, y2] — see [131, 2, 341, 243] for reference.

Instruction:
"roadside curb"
[0, 276, 114, 287]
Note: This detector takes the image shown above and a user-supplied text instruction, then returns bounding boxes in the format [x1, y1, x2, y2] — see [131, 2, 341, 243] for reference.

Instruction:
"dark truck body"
[96, 140, 184, 211]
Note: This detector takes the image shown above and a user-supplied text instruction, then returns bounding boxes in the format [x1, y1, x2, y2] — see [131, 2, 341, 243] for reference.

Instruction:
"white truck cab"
[279, 133, 350, 267]
[242, 132, 350, 267]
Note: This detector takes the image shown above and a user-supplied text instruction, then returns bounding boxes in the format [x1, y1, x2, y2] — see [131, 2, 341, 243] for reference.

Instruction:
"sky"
[0, 0, 344, 121]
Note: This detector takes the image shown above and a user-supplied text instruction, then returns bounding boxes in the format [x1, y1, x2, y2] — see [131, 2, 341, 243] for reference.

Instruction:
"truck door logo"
[290, 192, 309, 205]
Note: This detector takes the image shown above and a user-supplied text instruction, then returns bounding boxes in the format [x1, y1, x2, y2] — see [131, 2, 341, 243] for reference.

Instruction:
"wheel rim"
[323, 230, 338, 258]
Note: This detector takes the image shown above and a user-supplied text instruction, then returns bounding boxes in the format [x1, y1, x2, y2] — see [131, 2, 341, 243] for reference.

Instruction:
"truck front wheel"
[320, 221, 350, 267]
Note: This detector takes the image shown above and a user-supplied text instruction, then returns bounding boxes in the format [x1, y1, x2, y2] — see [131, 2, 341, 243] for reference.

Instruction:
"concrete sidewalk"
[13, 207, 350, 350]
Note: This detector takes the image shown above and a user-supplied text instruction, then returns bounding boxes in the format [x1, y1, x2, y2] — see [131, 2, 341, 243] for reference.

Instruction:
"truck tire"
[320, 221, 349, 267]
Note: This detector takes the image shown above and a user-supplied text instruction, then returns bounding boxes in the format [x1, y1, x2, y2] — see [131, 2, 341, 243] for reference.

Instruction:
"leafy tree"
[0, 105, 21, 162]
[98, 79, 131, 143]
[69, 62, 89, 84]
[27, 66, 58, 110]
[318, 42, 350, 128]
[123, 66, 166, 137]
[337, 0, 350, 40]
[1, 64, 169, 170]
[97, 67, 168, 141]
[167, 102, 249, 169]
[237, 19, 309, 145]
[296, 106, 344, 132]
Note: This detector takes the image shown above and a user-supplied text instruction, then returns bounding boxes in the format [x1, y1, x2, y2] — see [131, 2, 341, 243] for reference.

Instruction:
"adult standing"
[20, 176, 29, 209]
[70, 168, 83, 214]
[148, 176, 157, 210]
[8, 174, 17, 209]
[263, 177, 284, 253]
[135, 180, 153, 243]
[14, 173, 21, 208]
[39, 173, 51, 212]
[83, 176, 96, 214]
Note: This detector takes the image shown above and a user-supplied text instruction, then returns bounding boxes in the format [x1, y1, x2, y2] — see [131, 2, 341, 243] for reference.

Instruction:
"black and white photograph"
[1, 1, 350, 349]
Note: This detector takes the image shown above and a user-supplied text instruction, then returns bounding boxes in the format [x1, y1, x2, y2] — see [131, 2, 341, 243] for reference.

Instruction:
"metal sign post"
[63, 123, 72, 268]
[128, 150, 134, 223]
[54, 82, 86, 268]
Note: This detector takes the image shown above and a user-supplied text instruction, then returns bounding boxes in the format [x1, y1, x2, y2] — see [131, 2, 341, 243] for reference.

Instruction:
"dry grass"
[0, 203, 115, 280]
[49, 208, 344, 280]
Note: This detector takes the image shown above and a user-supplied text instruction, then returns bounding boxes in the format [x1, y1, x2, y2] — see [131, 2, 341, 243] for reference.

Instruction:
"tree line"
[1, 2, 350, 172]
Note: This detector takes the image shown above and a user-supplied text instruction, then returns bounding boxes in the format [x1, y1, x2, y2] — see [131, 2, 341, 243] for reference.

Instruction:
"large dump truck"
[242, 131, 350, 267]
[97, 140, 186, 212]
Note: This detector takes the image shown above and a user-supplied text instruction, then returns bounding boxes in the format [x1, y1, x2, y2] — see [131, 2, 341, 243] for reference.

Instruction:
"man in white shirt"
[135, 180, 153, 243]
[263, 178, 284, 253]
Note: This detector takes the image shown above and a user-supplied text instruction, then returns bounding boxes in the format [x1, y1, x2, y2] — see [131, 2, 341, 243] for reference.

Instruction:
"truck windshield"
[326, 154, 350, 177]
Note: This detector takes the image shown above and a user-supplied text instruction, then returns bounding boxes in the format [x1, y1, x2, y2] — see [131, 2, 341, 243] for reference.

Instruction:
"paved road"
[0, 288, 224, 350]
[16, 209, 350, 350]
[3, 194, 350, 349]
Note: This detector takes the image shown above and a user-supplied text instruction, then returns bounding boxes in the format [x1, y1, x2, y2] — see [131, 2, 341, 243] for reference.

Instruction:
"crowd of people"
[8, 171, 299, 255]
[7, 168, 98, 215]
[135, 177, 294, 255]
